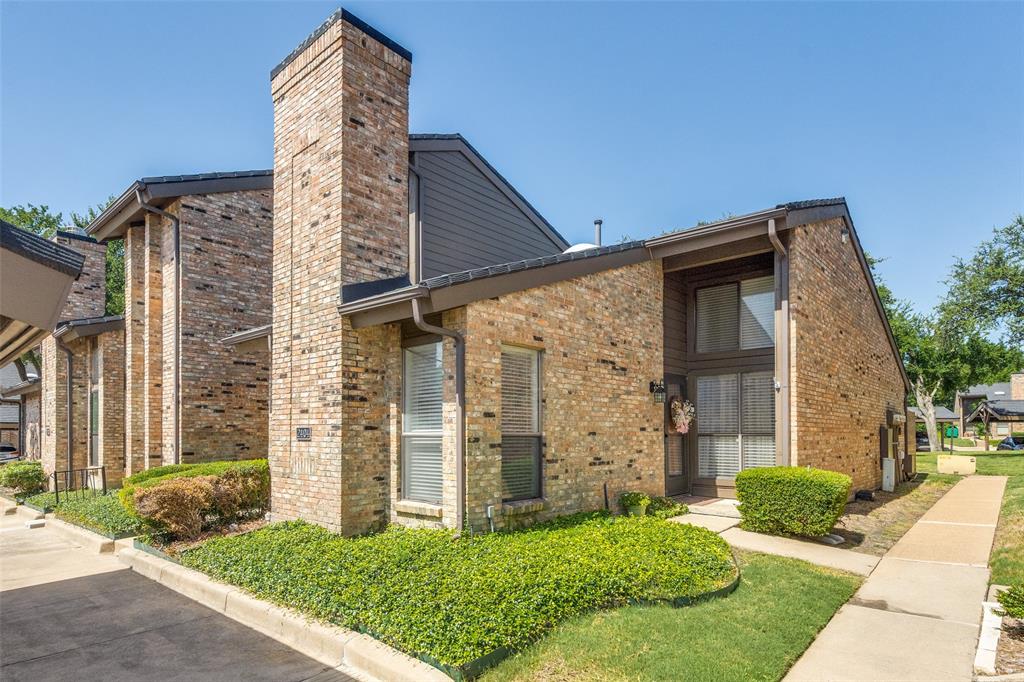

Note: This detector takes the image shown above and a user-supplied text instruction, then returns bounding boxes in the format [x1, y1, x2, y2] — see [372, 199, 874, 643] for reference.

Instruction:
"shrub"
[998, 585, 1024, 619]
[134, 476, 217, 540]
[55, 494, 141, 538]
[647, 496, 688, 520]
[619, 491, 651, 509]
[735, 466, 851, 537]
[119, 459, 268, 516]
[0, 461, 46, 495]
[128, 460, 270, 540]
[182, 515, 737, 670]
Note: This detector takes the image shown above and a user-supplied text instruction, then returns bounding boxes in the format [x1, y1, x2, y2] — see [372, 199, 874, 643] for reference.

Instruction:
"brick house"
[956, 372, 1024, 439]
[0, 359, 40, 459]
[259, 9, 912, 535]
[85, 173, 274, 472]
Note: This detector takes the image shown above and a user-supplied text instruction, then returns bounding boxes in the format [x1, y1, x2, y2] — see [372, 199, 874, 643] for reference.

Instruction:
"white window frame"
[401, 341, 444, 505]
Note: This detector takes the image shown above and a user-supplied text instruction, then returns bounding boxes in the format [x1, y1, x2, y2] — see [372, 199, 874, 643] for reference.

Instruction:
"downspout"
[55, 336, 74, 472]
[411, 297, 466, 533]
[135, 187, 182, 465]
[768, 218, 791, 465]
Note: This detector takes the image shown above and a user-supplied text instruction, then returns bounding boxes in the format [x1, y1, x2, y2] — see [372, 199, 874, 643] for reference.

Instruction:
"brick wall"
[0, 428, 17, 446]
[1012, 372, 1024, 400]
[143, 212, 163, 468]
[788, 217, 907, 492]
[167, 191, 272, 463]
[461, 260, 665, 530]
[269, 11, 411, 533]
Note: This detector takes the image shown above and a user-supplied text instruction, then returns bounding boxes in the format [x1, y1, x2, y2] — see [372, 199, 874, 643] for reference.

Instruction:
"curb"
[44, 517, 118, 553]
[975, 598, 1006, 676]
[15, 504, 45, 522]
[117, 547, 449, 682]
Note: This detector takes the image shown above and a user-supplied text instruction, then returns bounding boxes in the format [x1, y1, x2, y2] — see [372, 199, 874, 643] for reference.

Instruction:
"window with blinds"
[695, 275, 775, 353]
[501, 346, 542, 502]
[697, 370, 776, 478]
[402, 342, 444, 504]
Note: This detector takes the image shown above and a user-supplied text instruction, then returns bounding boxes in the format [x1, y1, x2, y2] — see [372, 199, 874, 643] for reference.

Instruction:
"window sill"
[501, 499, 545, 516]
[395, 500, 443, 518]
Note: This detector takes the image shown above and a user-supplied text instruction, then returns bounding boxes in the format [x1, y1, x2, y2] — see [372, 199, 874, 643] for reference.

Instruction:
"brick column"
[270, 10, 411, 533]
[143, 212, 163, 469]
[123, 227, 146, 475]
[99, 330, 125, 487]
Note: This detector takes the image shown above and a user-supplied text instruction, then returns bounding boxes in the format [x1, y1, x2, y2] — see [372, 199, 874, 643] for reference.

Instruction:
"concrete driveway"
[0, 512, 359, 682]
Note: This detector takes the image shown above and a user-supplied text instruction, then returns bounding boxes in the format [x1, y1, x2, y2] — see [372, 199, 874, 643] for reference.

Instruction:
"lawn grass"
[485, 551, 861, 682]
[917, 451, 1024, 585]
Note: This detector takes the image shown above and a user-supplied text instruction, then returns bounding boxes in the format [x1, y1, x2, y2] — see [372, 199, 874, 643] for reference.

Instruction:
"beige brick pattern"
[98, 330, 125, 487]
[788, 217, 907, 492]
[143, 212, 164, 468]
[269, 13, 411, 534]
[124, 226, 146, 474]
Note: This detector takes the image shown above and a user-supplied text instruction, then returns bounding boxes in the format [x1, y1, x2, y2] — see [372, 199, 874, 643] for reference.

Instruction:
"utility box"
[882, 458, 896, 492]
[938, 455, 976, 475]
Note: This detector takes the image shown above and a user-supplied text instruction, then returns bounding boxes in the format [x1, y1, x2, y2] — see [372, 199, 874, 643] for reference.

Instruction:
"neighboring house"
[85, 174, 274, 472]
[263, 9, 912, 535]
[0, 359, 41, 457]
[38, 232, 126, 486]
[956, 372, 1024, 437]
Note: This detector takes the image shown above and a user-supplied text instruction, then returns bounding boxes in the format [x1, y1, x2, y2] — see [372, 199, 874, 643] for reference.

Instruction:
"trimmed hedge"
[55, 494, 141, 538]
[119, 459, 269, 516]
[998, 585, 1024, 619]
[735, 466, 851, 537]
[124, 459, 269, 540]
[0, 460, 46, 495]
[182, 513, 737, 670]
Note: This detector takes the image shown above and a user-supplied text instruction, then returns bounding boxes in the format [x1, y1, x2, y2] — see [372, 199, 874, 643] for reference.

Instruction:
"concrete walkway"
[785, 475, 1007, 682]
[0, 509, 364, 682]
[674, 511, 880, 576]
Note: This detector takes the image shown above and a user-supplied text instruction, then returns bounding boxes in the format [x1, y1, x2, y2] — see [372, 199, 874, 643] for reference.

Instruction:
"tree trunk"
[914, 376, 941, 452]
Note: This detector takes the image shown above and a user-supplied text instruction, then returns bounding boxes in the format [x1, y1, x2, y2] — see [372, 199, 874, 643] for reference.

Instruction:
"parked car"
[996, 436, 1024, 451]
[0, 443, 21, 463]
[916, 434, 931, 452]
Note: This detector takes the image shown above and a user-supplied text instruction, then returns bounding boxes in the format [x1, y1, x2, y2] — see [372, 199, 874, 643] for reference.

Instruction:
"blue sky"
[2, 1, 1021, 314]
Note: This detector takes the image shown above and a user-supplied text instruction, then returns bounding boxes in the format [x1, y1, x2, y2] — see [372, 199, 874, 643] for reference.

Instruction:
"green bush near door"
[735, 466, 852, 538]
[0, 460, 46, 495]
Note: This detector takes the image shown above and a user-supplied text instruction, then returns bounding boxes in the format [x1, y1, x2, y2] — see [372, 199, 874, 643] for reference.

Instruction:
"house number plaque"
[296, 427, 312, 442]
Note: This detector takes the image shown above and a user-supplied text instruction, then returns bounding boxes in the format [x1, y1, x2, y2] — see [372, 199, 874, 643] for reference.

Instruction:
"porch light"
[650, 380, 666, 403]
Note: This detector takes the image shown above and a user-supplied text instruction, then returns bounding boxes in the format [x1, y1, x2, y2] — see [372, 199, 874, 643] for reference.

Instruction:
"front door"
[664, 375, 689, 496]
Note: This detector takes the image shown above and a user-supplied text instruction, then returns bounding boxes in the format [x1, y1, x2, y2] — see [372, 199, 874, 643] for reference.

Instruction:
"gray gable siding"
[416, 150, 564, 279]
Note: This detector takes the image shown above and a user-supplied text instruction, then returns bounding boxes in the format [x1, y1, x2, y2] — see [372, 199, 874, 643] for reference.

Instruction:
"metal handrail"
[51, 466, 107, 504]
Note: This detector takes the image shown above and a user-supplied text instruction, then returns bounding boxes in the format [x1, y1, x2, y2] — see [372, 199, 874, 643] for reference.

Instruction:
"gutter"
[135, 187, 182, 465]
[410, 297, 466, 533]
[55, 336, 74, 472]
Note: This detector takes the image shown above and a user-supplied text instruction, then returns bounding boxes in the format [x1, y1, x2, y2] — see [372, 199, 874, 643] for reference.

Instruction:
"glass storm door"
[664, 376, 689, 496]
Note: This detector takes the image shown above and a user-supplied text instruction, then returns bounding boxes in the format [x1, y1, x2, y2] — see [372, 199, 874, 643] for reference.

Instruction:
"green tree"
[0, 204, 63, 238]
[939, 215, 1024, 347]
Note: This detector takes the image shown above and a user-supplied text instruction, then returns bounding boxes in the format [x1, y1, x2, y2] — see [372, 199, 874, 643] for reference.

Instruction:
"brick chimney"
[269, 9, 411, 533]
[53, 231, 106, 321]
[1012, 371, 1024, 401]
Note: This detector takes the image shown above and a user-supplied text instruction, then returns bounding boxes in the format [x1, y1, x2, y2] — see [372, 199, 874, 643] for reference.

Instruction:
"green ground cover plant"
[646, 496, 688, 520]
[0, 460, 46, 495]
[181, 512, 737, 673]
[55, 494, 141, 538]
[917, 451, 1024, 585]
[485, 551, 861, 682]
[22, 490, 58, 511]
[998, 585, 1024, 619]
[735, 467, 851, 537]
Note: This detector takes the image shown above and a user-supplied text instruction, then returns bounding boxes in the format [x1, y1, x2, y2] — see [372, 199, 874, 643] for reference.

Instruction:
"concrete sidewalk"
[785, 475, 1007, 682]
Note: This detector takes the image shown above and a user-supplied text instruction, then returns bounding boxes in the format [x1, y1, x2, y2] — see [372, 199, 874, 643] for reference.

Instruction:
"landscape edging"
[116, 546, 449, 682]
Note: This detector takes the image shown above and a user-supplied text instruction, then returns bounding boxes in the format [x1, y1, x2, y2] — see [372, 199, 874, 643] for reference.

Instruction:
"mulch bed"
[831, 476, 956, 556]
[148, 518, 267, 557]
[997, 617, 1024, 675]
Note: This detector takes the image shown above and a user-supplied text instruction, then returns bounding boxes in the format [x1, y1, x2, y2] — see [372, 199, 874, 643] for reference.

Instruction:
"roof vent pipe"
[594, 218, 603, 247]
